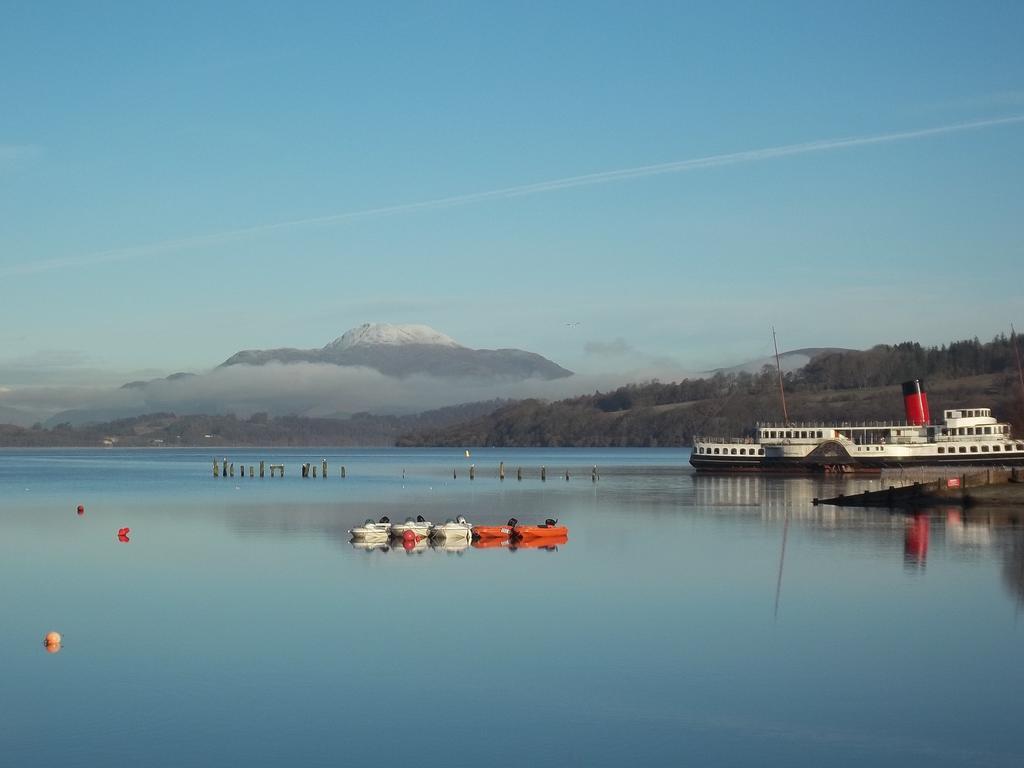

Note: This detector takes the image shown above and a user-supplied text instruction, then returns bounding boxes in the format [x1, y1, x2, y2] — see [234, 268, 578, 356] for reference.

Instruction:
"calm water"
[1, 448, 1022, 767]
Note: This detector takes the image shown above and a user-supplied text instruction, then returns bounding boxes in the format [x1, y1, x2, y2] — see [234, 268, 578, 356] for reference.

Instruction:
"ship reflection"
[903, 513, 929, 570]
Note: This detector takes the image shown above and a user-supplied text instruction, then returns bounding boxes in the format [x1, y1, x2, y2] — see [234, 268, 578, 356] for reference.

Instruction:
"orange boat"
[472, 518, 518, 539]
[511, 519, 568, 541]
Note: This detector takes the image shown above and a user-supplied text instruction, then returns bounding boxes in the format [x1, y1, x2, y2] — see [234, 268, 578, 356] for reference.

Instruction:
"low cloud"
[0, 362, 667, 426]
[584, 338, 634, 357]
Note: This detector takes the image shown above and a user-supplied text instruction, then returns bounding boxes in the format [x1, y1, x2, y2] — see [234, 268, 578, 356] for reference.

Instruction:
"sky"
[1, 1, 1023, 402]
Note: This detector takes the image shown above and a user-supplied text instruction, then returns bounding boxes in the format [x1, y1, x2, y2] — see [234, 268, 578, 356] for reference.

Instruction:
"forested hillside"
[398, 336, 1024, 447]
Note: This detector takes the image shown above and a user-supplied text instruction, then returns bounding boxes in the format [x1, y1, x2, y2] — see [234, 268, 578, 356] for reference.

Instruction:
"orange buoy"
[44, 631, 62, 652]
[76, 504, 84, 514]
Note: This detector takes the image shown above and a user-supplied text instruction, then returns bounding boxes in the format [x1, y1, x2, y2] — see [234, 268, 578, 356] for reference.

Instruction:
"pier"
[814, 467, 1024, 508]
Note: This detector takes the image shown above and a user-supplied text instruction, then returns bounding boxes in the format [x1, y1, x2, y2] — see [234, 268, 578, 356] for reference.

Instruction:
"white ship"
[691, 379, 1024, 473]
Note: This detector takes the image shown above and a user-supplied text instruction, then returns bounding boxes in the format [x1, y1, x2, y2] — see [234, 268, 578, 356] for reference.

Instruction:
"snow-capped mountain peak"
[325, 323, 463, 351]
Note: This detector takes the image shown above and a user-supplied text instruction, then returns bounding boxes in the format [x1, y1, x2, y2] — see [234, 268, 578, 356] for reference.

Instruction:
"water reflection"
[1000, 525, 1024, 606]
[903, 513, 929, 571]
[510, 534, 568, 551]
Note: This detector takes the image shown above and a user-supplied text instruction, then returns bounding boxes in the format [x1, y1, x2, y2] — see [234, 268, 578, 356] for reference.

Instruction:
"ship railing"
[693, 436, 758, 445]
[756, 420, 915, 429]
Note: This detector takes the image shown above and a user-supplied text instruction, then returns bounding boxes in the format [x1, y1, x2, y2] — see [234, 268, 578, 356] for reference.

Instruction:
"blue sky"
[2, 1, 1023, 387]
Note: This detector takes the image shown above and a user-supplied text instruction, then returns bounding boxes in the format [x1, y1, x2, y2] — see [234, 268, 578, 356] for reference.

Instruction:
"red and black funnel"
[901, 379, 930, 426]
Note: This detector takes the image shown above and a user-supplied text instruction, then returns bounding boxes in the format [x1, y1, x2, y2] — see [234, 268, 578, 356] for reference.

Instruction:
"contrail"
[4, 114, 1023, 278]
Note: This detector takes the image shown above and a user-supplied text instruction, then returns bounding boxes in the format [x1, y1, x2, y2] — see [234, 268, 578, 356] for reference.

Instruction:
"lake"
[1, 448, 1022, 767]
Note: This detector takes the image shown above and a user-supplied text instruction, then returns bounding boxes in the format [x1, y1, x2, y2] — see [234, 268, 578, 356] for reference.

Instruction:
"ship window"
[938, 447, 944, 454]
[993, 445, 1000, 452]
[817, 431, 823, 438]
[1018, 444, 1024, 451]
[798, 431, 805, 438]
[941, 428, 948, 435]
[730, 448, 737, 455]
[982, 446, 989, 452]
[959, 447, 967, 453]
[984, 427, 992, 434]
[786, 431, 792, 438]
[713, 448, 719, 454]
[758, 448, 764, 455]
[739, 448, 746, 455]
[970, 446, 978, 453]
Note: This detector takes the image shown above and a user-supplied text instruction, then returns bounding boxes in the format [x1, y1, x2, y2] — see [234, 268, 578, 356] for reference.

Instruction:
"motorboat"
[472, 517, 518, 540]
[430, 515, 473, 540]
[349, 516, 392, 540]
[390, 515, 432, 540]
[511, 518, 569, 541]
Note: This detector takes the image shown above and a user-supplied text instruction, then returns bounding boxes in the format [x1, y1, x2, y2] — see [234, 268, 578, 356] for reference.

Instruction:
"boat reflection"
[430, 537, 470, 554]
[471, 537, 510, 550]
[396, 537, 428, 555]
[945, 508, 994, 548]
[511, 533, 568, 552]
[903, 513, 929, 570]
[349, 538, 391, 553]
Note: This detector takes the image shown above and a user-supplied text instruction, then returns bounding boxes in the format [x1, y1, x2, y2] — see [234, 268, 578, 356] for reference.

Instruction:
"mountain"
[218, 323, 574, 380]
[710, 347, 856, 375]
[121, 372, 198, 390]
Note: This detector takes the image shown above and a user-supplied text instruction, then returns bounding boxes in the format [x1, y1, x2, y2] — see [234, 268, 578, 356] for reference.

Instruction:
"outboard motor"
[507, 517, 519, 528]
[901, 379, 931, 426]
[379, 516, 390, 524]
[456, 515, 467, 524]
[544, 518, 558, 527]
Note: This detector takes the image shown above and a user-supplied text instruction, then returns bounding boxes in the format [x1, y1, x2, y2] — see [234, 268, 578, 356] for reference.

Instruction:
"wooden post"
[517, 466, 522, 481]
[541, 466, 546, 482]
[592, 465, 598, 482]
[453, 469, 457, 479]
[259, 460, 265, 478]
[213, 458, 219, 477]
[341, 465, 346, 478]
[469, 464, 475, 480]
[565, 470, 570, 481]
[322, 459, 328, 478]
[499, 461, 505, 481]
[229, 463, 234, 477]
[249, 465, 254, 477]
[222, 458, 228, 477]
[312, 465, 317, 478]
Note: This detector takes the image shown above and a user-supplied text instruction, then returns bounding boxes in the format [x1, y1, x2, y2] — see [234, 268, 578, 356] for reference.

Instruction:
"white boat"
[390, 515, 432, 539]
[349, 516, 393, 540]
[691, 379, 1024, 473]
[429, 515, 473, 540]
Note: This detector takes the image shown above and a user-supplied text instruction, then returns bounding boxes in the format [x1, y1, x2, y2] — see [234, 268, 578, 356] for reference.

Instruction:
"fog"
[0, 361, 700, 427]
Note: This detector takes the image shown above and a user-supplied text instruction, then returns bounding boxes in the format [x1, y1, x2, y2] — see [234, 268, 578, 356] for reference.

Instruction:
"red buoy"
[117, 527, 130, 542]
[402, 529, 416, 544]
[76, 504, 84, 515]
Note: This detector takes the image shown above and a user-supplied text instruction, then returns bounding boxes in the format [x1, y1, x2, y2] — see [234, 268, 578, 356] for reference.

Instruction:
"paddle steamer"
[690, 379, 1024, 473]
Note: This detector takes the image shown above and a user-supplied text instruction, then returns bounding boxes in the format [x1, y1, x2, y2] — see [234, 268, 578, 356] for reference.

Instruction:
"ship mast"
[1013, 324, 1024, 400]
[773, 326, 789, 424]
